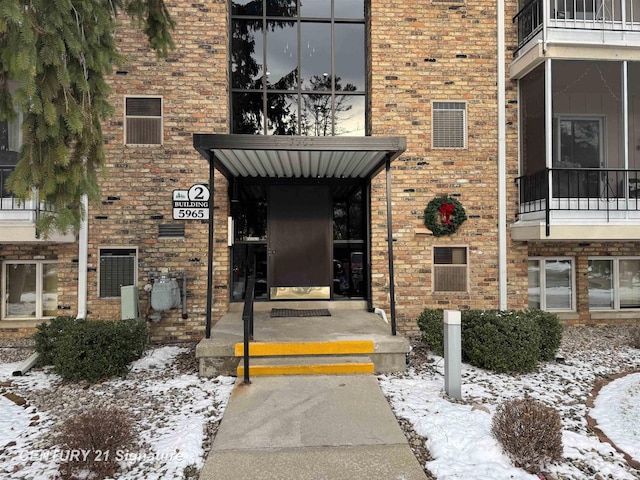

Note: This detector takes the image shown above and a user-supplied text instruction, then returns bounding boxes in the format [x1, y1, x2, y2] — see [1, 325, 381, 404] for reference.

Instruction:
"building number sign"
[172, 184, 210, 220]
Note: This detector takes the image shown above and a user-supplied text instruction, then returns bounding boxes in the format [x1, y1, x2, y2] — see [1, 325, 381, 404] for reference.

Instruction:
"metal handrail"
[242, 275, 256, 385]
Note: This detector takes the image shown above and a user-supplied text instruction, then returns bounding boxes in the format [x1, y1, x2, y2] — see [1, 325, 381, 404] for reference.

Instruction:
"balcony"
[512, 0, 640, 78]
[513, 167, 640, 240]
[0, 163, 75, 243]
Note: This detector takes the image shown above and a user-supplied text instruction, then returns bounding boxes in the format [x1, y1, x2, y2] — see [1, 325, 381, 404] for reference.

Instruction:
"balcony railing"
[1, 164, 53, 237]
[514, 0, 640, 52]
[516, 167, 640, 234]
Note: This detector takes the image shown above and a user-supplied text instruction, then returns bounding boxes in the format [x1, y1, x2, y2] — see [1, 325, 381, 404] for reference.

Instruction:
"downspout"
[497, 0, 507, 310]
[76, 195, 88, 319]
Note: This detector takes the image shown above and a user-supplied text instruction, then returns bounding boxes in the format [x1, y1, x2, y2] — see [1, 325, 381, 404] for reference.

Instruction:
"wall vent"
[158, 224, 185, 238]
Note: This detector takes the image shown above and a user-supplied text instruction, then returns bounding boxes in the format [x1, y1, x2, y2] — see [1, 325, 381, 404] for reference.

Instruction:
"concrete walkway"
[200, 374, 428, 480]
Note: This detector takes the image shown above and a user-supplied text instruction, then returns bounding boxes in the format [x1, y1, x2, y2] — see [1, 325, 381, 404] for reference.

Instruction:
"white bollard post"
[444, 309, 462, 400]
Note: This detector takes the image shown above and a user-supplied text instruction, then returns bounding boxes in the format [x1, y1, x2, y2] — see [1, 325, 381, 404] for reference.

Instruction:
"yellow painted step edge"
[234, 340, 374, 357]
[237, 362, 375, 376]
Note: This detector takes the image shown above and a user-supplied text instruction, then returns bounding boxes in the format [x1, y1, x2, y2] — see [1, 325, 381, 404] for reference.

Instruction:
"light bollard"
[444, 309, 462, 400]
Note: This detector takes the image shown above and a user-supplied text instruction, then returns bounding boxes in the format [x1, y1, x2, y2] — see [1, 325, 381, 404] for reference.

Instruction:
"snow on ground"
[0, 345, 235, 480]
[590, 372, 640, 462]
[379, 336, 640, 480]
[1, 330, 639, 480]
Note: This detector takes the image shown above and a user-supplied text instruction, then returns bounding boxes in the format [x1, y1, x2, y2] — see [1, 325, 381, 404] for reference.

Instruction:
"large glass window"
[2, 261, 57, 319]
[231, 0, 366, 135]
[589, 257, 640, 310]
[528, 258, 574, 310]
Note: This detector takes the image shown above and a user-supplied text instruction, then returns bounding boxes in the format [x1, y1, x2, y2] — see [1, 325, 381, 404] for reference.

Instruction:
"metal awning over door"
[193, 134, 405, 179]
[193, 134, 406, 338]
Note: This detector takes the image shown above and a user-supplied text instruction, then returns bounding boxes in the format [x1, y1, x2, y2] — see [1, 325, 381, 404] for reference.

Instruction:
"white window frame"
[124, 96, 163, 145]
[588, 256, 640, 311]
[1, 260, 57, 320]
[432, 246, 469, 293]
[432, 101, 467, 149]
[98, 247, 138, 298]
[528, 257, 576, 311]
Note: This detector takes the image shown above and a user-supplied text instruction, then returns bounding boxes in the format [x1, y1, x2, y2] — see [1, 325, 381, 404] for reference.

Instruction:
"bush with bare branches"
[57, 407, 136, 480]
[491, 397, 563, 473]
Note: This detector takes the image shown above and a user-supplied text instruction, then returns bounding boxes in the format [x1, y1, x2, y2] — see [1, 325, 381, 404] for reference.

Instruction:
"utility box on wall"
[121, 285, 140, 320]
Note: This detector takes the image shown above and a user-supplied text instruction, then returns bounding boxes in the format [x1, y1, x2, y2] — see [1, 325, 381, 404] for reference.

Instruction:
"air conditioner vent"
[158, 224, 185, 238]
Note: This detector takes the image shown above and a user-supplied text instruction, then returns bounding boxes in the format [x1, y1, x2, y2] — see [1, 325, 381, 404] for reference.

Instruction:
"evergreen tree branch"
[0, 0, 175, 237]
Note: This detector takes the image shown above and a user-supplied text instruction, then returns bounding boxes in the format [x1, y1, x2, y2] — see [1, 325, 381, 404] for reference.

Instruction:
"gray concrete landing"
[196, 305, 410, 377]
[199, 375, 428, 480]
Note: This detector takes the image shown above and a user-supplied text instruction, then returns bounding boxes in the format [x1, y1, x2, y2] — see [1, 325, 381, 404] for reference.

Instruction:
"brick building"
[1, 0, 639, 341]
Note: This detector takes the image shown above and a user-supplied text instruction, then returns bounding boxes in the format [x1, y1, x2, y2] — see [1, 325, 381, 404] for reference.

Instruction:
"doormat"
[270, 308, 331, 318]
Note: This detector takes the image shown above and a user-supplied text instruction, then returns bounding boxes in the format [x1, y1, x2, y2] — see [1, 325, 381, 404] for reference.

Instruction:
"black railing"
[242, 275, 256, 385]
[514, 0, 544, 47]
[1, 164, 56, 239]
[517, 167, 640, 234]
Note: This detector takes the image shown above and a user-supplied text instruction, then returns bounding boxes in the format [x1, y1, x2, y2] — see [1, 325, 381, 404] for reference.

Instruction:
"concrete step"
[234, 340, 375, 357]
[237, 356, 375, 376]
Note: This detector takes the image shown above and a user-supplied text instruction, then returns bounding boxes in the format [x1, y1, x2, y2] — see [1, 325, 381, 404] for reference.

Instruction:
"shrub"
[33, 316, 77, 366]
[416, 308, 563, 373]
[416, 308, 444, 356]
[58, 407, 135, 480]
[34, 318, 148, 382]
[492, 397, 563, 473]
[528, 309, 563, 361]
[463, 310, 542, 373]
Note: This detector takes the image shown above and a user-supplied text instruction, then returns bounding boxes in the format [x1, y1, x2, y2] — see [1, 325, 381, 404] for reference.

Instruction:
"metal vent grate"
[433, 265, 467, 292]
[158, 224, 185, 238]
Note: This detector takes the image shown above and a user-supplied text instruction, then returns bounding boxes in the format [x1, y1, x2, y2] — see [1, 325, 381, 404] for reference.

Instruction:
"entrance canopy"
[193, 134, 406, 339]
[193, 134, 406, 179]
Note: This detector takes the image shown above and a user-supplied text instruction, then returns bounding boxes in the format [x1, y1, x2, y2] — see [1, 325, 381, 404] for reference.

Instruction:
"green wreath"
[424, 196, 467, 237]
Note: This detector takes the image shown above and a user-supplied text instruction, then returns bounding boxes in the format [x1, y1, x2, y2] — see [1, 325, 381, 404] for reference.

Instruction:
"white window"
[2, 261, 57, 320]
[433, 247, 468, 292]
[528, 257, 575, 311]
[99, 248, 137, 298]
[589, 257, 640, 310]
[125, 97, 162, 145]
[432, 102, 466, 149]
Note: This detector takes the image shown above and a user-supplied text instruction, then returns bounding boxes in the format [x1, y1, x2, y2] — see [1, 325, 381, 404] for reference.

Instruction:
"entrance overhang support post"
[205, 153, 216, 339]
[385, 155, 397, 336]
[365, 180, 373, 312]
